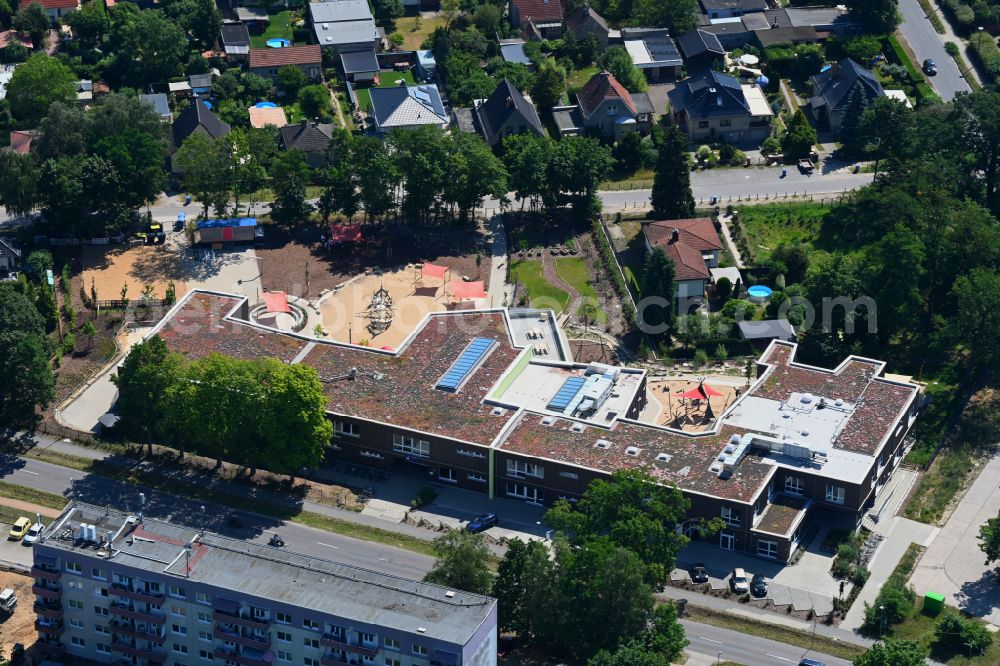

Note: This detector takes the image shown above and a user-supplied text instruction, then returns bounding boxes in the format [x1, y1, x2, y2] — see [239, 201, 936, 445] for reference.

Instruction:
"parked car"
[798, 659, 826, 666]
[8, 517, 30, 541]
[466, 513, 498, 533]
[729, 567, 750, 594]
[23, 522, 44, 545]
[750, 573, 768, 597]
[0, 588, 17, 616]
[688, 563, 709, 584]
[923, 58, 937, 75]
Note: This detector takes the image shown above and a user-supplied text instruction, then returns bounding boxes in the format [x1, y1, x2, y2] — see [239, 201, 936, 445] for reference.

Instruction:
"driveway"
[910, 448, 1000, 625]
[646, 83, 672, 116]
[898, 0, 971, 101]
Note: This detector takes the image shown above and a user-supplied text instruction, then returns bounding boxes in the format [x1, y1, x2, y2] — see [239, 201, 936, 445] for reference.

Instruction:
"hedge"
[884, 36, 940, 106]
[591, 217, 637, 328]
[969, 34, 1000, 84]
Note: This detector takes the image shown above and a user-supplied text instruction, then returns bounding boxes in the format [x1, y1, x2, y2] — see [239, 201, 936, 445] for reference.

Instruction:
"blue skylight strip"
[436, 338, 497, 391]
[547, 377, 586, 411]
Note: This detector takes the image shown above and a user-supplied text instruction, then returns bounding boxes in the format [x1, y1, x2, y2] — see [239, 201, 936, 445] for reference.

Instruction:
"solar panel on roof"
[413, 88, 431, 102]
[435, 338, 497, 391]
[547, 376, 586, 412]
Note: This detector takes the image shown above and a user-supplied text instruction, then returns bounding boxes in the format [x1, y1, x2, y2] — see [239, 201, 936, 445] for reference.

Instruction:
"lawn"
[735, 201, 832, 264]
[601, 168, 654, 190]
[567, 65, 599, 92]
[394, 14, 446, 51]
[249, 10, 298, 49]
[555, 257, 607, 324]
[511, 260, 570, 313]
[353, 69, 417, 113]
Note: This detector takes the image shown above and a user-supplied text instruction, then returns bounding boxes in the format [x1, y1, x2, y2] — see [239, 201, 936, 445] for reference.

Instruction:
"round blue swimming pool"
[747, 285, 773, 303]
[266, 38, 291, 48]
[254, 101, 279, 108]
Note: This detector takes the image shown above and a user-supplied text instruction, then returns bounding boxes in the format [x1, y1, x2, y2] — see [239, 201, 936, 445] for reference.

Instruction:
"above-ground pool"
[266, 38, 291, 48]
[254, 101, 278, 108]
[747, 285, 773, 303]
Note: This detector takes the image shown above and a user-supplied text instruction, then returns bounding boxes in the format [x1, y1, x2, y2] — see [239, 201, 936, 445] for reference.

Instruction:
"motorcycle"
[268, 534, 285, 548]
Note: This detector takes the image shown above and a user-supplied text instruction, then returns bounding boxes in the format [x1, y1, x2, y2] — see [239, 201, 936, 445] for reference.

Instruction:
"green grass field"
[353, 70, 417, 113]
[567, 66, 599, 93]
[555, 257, 607, 324]
[249, 11, 298, 49]
[511, 260, 569, 313]
[736, 202, 832, 264]
[394, 15, 447, 51]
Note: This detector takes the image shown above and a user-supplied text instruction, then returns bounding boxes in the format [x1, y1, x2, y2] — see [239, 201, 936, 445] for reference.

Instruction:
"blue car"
[466, 513, 498, 533]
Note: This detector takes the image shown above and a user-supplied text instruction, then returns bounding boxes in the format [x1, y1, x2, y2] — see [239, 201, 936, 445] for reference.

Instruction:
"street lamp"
[879, 604, 886, 637]
[717, 650, 722, 665]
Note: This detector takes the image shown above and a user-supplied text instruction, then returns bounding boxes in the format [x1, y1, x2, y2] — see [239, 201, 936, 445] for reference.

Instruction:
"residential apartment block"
[146, 290, 920, 565]
[32, 502, 497, 666]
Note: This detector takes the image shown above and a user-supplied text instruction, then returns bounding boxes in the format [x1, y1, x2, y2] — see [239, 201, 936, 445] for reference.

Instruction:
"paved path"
[910, 448, 1000, 625]
[717, 213, 745, 269]
[486, 215, 512, 308]
[898, 0, 971, 101]
[841, 516, 938, 631]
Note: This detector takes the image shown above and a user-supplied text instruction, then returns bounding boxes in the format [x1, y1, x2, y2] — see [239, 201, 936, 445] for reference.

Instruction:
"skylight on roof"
[548, 376, 586, 411]
[595, 439, 611, 449]
[435, 337, 497, 392]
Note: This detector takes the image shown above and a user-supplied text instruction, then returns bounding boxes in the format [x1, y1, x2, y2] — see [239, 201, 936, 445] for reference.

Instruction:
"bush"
[934, 612, 966, 648]
[760, 136, 781, 156]
[60, 332, 76, 356]
[714, 343, 728, 362]
[853, 566, 870, 586]
[944, 41, 960, 57]
[411, 485, 438, 509]
[721, 299, 755, 321]
[862, 579, 914, 633]
[715, 276, 732, 300]
[696, 145, 712, 161]
[693, 349, 710, 368]
[970, 33, 1000, 83]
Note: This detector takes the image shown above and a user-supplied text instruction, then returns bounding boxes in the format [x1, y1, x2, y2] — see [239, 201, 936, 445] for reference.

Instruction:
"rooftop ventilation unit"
[540, 416, 555, 426]
[445, 591, 455, 598]
[491, 407, 504, 416]
[595, 439, 611, 450]
[625, 446, 640, 457]
[656, 452, 672, 463]
[800, 393, 814, 404]
[571, 423, 586, 433]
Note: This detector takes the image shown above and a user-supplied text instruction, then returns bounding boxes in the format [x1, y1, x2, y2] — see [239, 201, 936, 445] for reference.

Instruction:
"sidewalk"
[659, 586, 875, 648]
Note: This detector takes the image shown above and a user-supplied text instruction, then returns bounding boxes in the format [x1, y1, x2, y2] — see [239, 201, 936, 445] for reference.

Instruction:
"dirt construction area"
[81, 240, 191, 300]
[318, 265, 487, 350]
[0, 568, 36, 656]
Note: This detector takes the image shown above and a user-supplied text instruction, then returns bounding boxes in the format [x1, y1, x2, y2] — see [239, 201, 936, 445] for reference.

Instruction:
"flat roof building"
[32, 501, 497, 665]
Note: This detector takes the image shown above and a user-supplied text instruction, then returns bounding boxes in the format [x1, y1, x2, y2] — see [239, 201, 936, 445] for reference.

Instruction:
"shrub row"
[592, 217, 636, 328]
[969, 33, 1000, 84]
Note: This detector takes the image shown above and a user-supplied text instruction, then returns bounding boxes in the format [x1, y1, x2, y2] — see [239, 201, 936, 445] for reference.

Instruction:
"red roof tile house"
[149, 289, 921, 564]
[8, 130, 33, 155]
[510, 0, 564, 39]
[553, 71, 652, 139]
[249, 45, 323, 81]
[36, 0, 80, 23]
[642, 218, 723, 305]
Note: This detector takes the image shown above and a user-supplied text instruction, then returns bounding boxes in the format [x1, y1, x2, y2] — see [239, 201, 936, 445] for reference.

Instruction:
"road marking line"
[698, 637, 723, 644]
[21, 470, 39, 476]
[316, 543, 339, 549]
[766, 654, 794, 662]
[378, 557, 389, 562]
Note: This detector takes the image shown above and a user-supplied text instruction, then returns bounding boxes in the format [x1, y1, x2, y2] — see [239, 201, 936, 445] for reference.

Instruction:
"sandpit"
[318, 265, 487, 350]
[81, 243, 190, 301]
[644, 379, 739, 431]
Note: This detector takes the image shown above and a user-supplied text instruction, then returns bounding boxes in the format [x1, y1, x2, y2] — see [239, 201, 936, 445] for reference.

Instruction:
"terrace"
[753, 494, 810, 537]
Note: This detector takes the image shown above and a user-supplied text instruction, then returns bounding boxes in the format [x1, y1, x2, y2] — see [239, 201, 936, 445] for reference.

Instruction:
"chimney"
[506, 96, 514, 108]
[670, 228, 679, 243]
[300, 118, 307, 126]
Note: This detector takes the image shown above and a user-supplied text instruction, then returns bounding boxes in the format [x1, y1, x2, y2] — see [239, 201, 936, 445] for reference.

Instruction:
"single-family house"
[249, 45, 323, 81]
[473, 79, 544, 146]
[0, 237, 21, 279]
[753, 25, 819, 48]
[642, 218, 722, 305]
[310, 0, 378, 54]
[139, 93, 172, 122]
[37, 0, 80, 24]
[248, 105, 289, 128]
[699, 0, 767, 19]
[554, 70, 648, 139]
[171, 102, 231, 171]
[189, 73, 214, 96]
[564, 6, 610, 47]
[510, 0, 564, 40]
[621, 28, 683, 82]
[677, 29, 726, 71]
[809, 58, 885, 132]
[667, 69, 773, 144]
[221, 21, 251, 60]
[340, 50, 380, 83]
[280, 120, 336, 167]
[0, 30, 32, 50]
[369, 84, 449, 134]
[8, 130, 33, 155]
[785, 6, 855, 34]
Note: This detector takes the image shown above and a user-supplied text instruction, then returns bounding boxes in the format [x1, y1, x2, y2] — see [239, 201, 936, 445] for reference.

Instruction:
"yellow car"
[8, 517, 30, 541]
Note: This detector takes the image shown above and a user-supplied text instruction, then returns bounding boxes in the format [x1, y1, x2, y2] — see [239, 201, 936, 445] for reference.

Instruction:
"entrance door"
[720, 532, 735, 550]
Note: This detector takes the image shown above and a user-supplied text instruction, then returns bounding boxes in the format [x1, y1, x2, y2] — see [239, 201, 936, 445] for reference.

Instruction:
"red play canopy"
[679, 383, 724, 400]
[422, 263, 448, 279]
[261, 291, 291, 314]
[329, 224, 362, 243]
[452, 280, 488, 300]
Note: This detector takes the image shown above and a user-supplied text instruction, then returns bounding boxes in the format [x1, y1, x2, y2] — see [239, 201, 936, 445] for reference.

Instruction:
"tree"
[93, 127, 168, 209]
[354, 136, 400, 222]
[546, 135, 613, 211]
[112, 335, 184, 453]
[640, 248, 676, 335]
[0, 285, 55, 431]
[423, 530, 493, 595]
[473, 2, 501, 34]
[864, 224, 925, 343]
[12, 2, 49, 50]
[598, 47, 647, 92]
[298, 85, 331, 120]
[855, 96, 915, 172]
[978, 513, 1000, 565]
[544, 468, 691, 587]
[5, 54, 76, 126]
[269, 150, 312, 227]
[375, 0, 404, 24]
[492, 538, 550, 634]
[715, 276, 732, 300]
[781, 110, 817, 160]
[613, 132, 645, 173]
[631, 0, 698, 35]
[589, 641, 670, 666]
[26, 250, 53, 279]
[949, 268, 1000, 371]
[81, 319, 97, 349]
[444, 131, 508, 221]
[35, 102, 90, 159]
[0, 150, 38, 216]
[111, 9, 187, 87]
[65, 1, 111, 49]
[651, 125, 695, 219]
[844, 0, 900, 34]
[951, 89, 1000, 218]
[502, 133, 550, 209]
[175, 132, 230, 218]
[853, 639, 926, 666]
[276, 65, 308, 100]
[531, 58, 566, 110]
[838, 86, 867, 152]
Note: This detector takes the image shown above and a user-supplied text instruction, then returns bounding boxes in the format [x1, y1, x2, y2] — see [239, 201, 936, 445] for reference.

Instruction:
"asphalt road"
[898, 0, 971, 101]
[0, 453, 434, 580]
[683, 619, 853, 666]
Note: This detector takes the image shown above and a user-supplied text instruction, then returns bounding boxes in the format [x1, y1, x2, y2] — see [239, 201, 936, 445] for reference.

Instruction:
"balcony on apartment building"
[110, 619, 166, 642]
[35, 619, 64, 635]
[321, 653, 351, 666]
[110, 601, 165, 624]
[320, 633, 377, 656]
[214, 623, 271, 651]
[111, 581, 166, 606]
[31, 582, 61, 600]
[33, 600, 63, 620]
[111, 638, 167, 661]
[36, 638, 64, 657]
[31, 564, 61, 583]
[212, 608, 272, 631]
[214, 646, 274, 666]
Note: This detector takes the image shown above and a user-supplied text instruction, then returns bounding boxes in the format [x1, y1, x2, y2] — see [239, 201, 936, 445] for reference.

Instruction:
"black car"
[750, 573, 768, 597]
[467, 512, 498, 533]
[688, 563, 709, 584]
[923, 58, 937, 75]
[798, 659, 826, 666]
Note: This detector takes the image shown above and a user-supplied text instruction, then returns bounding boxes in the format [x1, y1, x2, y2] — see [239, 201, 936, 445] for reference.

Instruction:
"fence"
[44, 235, 126, 247]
